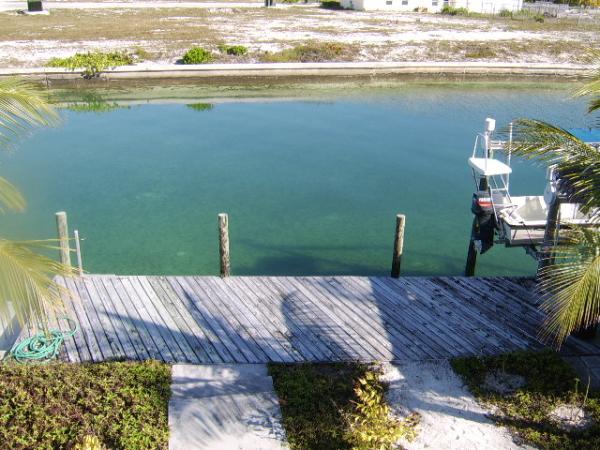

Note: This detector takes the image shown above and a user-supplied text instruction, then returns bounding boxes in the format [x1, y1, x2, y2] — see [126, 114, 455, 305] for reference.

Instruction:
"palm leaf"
[0, 77, 59, 151]
[574, 52, 600, 114]
[537, 228, 600, 346]
[0, 79, 68, 333]
[511, 119, 600, 214]
[0, 239, 75, 332]
[0, 176, 25, 213]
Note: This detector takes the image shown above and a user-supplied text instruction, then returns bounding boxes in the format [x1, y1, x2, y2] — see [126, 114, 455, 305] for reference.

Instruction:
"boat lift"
[464, 118, 599, 276]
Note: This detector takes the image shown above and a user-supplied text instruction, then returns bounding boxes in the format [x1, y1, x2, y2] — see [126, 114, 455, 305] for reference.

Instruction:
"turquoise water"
[0, 84, 591, 276]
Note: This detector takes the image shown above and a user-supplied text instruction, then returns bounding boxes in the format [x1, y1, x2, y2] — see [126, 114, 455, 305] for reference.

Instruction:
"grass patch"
[0, 360, 171, 449]
[46, 50, 134, 77]
[261, 41, 358, 63]
[464, 44, 497, 59]
[452, 350, 600, 450]
[269, 362, 419, 449]
[132, 46, 152, 61]
[218, 44, 248, 56]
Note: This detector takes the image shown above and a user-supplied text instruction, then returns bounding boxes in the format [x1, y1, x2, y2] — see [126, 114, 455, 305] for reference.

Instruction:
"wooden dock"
[26, 275, 600, 364]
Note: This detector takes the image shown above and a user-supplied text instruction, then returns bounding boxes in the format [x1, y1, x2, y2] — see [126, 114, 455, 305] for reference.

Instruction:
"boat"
[466, 118, 599, 266]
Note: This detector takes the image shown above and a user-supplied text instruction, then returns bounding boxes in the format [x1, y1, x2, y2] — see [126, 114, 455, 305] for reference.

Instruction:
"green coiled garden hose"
[10, 317, 78, 363]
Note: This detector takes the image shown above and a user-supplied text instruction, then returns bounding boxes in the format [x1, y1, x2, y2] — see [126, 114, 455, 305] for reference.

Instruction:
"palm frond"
[0, 176, 25, 213]
[537, 227, 600, 346]
[0, 239, 75, 332]
[511, 119, 600, 213]
[587, 97, 600, 115]
[574, 51, 600, 114]
[0, 77, 59, 151]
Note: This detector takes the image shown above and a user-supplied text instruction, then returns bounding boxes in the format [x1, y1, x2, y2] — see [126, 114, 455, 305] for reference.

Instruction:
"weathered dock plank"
[236, 277, 326, 361]
[191, 277, 267, 363]
[149, 277, 219, 363]
[47, 275, 600, 363]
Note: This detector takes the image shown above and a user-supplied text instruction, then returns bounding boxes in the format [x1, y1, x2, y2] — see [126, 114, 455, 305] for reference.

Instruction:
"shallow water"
[0, 83, 592, 276]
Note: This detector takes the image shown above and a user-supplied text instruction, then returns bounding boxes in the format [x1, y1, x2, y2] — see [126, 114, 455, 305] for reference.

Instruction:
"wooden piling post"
[465, 177, 489, 277]
[391, 214, 405, 278]
[55, 211, 71, 267]
[465, 218, 480, 277]
[218, 213, 230, 277]
[465, 237, 478, 276]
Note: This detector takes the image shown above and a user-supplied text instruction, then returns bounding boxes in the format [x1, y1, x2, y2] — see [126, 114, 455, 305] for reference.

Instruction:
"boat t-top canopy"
[468, 157, 512, 177]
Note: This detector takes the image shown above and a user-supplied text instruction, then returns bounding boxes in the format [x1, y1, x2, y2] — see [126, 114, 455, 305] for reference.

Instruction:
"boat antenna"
[507, 122, 513, 191]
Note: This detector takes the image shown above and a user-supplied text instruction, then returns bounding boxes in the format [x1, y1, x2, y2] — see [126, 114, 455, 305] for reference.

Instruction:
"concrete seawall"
[0, 61, 589, 82]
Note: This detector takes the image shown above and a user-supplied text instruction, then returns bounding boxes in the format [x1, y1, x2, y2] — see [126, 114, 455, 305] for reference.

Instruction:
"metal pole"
[506, 122, 513, 191]
[74, 229, 83, 276]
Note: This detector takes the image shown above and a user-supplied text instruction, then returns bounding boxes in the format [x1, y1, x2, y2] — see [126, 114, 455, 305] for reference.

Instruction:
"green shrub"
[261, 41, 356, 63]
[269, 363, 419, 450]
[182, 46, 214, 64]
[441, 5, 469, 16]
[218, 44, 248, 56]
[499, 8, 513, 17]
[320, 0, 344, 9]
[345, 370, 420, 449]
[0, 360, 171, 449]
[46, 51, 134, 78]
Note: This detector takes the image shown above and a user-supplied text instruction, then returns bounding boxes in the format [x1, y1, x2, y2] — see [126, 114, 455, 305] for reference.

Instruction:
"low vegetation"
[441, 5, 545, 22]
[0, 360, 171, 450]
[261, 41, 357, 63]
[269, 363, 419, 449]
[1, 8, 597, 67]
[65, 92, 127, 114]
[46, 51, 134, 77]
[181, 46, 214, 64]
[452, 350, 600, 450]
[464, 44, 497, 59]
[441, 5, 470, 16]
[186, 103, 215, 111]
[320, 0, 344, 9]
[218, 44, 248, 56]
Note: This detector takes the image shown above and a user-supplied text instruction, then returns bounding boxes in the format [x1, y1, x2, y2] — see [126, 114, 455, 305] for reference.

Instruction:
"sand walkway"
[383, 361, 533, 450]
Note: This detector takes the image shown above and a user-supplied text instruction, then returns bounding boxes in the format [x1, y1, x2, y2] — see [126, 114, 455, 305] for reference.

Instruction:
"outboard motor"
[470, 190, 495, 254]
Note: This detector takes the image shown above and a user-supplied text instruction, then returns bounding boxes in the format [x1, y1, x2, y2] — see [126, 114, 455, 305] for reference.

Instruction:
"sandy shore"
[0, 4, 597, 68]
